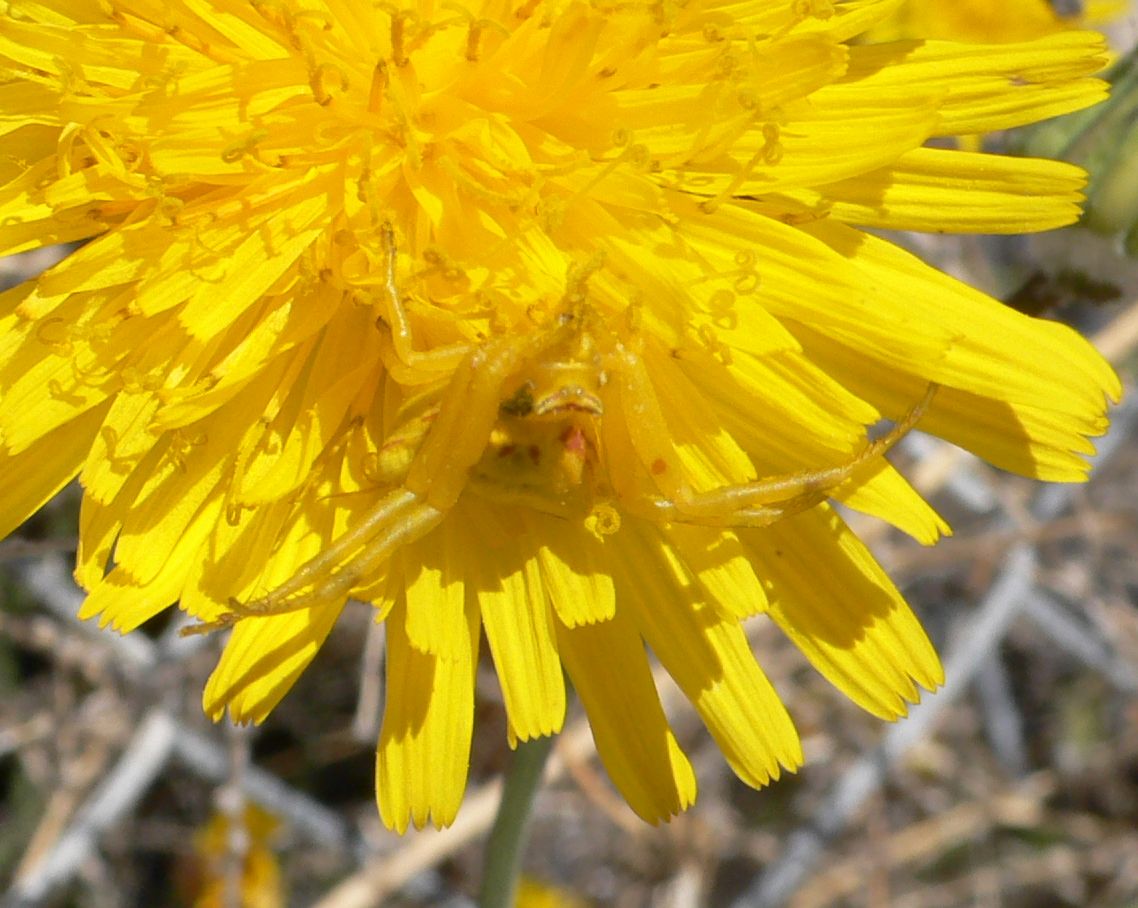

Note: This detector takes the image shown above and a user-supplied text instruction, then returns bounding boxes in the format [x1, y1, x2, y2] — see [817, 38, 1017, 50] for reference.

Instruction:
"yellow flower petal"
[179, 500, 295, 624]
[802, 146, 1089, 233]
[402, 520, 467, 659]
[867, 0, 1121, 44]
[675, 343, 950, 544]
[662, 523, 769, 621]
[468, 508, 566, 745]
[797, 220, 1121, 478]
[620, 523, 803, 787]
[377, 597, 479, 833]
[0, 403, 107, 542]
[536, 514, 616, 628]
[556, 611, 697, 823]
[203, 602, 345, 724]
[744, 506, 944, 720]
[0, 285, 105, 447]
[846, 34, 1109, 135]
[225, 310, 378, 506]
[79, 502, 212, 632]
[682, 202, 956, 365]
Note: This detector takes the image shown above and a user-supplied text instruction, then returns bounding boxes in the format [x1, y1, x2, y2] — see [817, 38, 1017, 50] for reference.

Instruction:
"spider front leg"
[182, 321, 574, 636]
[371, 223, 470, 383]
[613, 342, 936, 529]
[181, 489, 441, 635]
[663, 383, 938, 527]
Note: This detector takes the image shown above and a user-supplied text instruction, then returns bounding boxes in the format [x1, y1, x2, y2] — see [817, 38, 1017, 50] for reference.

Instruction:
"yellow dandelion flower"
[180, 805, 285, 908]
[0, 0, 1121, 832]
[867, 0, 1124, 43]
[515, 877, 591, 908]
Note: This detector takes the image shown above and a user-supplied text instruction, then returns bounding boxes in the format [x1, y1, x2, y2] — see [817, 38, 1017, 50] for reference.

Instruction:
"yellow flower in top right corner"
[868, 0, 1125, 42]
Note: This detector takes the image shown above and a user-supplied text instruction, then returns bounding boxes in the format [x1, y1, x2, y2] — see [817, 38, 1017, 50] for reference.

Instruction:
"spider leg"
[650, 492, 832, 529]
[606, 342, 692, 498]
[646, 384, 938, 527]
[237, 491, 425, 609]
[182, 318, 574, 635]
[180, 490, 439, 635]
[374, 223, 469, 380]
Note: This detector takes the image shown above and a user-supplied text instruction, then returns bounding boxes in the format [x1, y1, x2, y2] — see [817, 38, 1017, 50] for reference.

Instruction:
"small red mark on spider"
[651, 458, 667, 475]
[498, 444, 516, 458]
[528, 444, 542, 464]
[560, 426, 587, 456]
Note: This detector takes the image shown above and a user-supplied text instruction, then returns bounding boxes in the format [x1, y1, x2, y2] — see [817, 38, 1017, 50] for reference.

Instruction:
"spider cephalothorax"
[472, 330, 608, 518]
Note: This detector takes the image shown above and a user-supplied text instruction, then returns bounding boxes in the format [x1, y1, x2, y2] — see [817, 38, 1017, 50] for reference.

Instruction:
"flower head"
[181, 805, 285, 908]
[0, 0, 1120, 831]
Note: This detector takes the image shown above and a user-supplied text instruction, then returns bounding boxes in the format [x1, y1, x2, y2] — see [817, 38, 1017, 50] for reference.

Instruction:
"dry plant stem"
[891, 510, 1132, 575]
[6, 554, 358, 904]
[5, 709, 179, 907]
[18, 557, 158, 674]
[792, 773, 1057, 908]
[729, 545, 1040, 908]
[975, 657, 1029, 775]
[351, 617, 387, 744]
[1024, 589, 1138, 692]
[2, 705, 356, 906]
[169, 722, 356, 857]
[478, 735, 556, 908]
[1092, 297, 1138, 363]
[313, 779, 504, 908]
[220, 723, 252, 908]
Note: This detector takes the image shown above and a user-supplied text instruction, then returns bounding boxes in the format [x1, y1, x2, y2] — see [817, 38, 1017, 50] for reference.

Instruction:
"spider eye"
[531, 385, 604, 418]
[499, 381, 535, 417]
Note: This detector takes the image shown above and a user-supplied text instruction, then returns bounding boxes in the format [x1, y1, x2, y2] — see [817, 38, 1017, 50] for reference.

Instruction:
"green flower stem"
[478, 734, 555, 908]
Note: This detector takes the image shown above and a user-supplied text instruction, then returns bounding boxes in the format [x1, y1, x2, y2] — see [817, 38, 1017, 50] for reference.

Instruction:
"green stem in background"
[478, 734, 555, 908]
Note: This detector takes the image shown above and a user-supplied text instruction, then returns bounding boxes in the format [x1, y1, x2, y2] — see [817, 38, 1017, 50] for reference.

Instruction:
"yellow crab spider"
[185, 333, 933, 633]
[183, 240, 935, 635]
